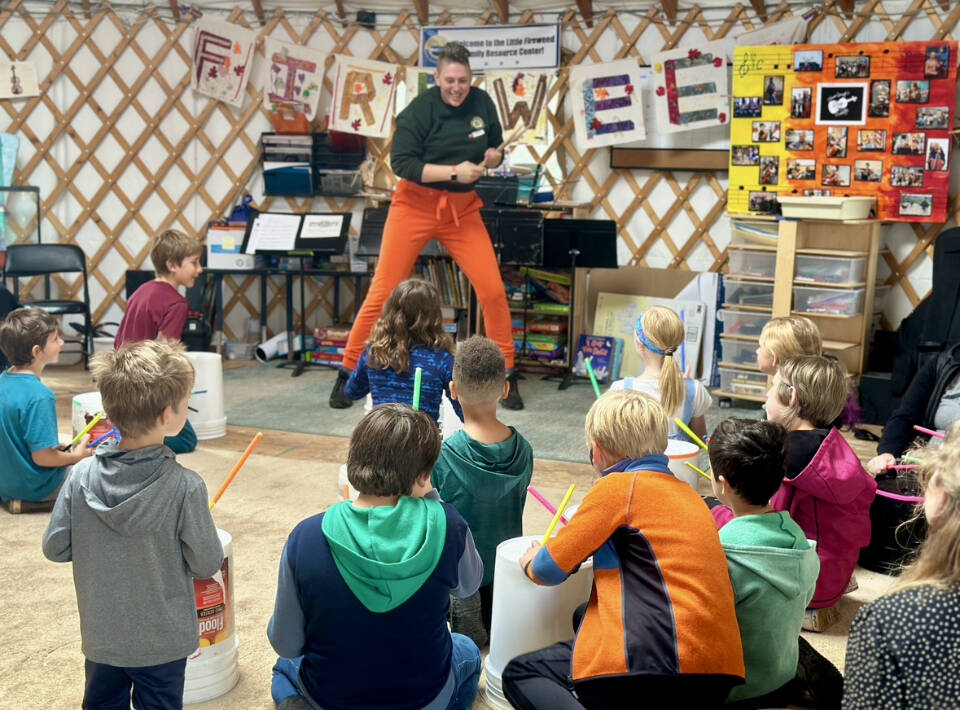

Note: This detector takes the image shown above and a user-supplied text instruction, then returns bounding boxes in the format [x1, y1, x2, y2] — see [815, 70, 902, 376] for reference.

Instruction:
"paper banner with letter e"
[651, 41, 730, 134]
[0, 62, 40, 99]
[263, 39, 327, 121]
[485, 70, 552, 145]
[329, 56, 399, 138]
[191, 17, 256, 108]
[570, 59, 646, 148]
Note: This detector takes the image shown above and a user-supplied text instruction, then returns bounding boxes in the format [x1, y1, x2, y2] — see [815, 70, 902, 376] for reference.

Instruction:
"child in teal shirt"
[0, 308, 93, 512]
[709, 417, 819, 705]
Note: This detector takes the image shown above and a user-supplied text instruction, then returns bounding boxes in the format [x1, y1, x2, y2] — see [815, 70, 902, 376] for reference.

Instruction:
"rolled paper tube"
[886, 464, 920, 470]
[683, 461, 713, 481]
[412, 367, 423, 411]
[70, 412, 104, 449]
[210, 431, 264, 511]
[527, 486, 568, 526]
[542, 483, 576, 544]
[902, 455, 925, 465]
[674, 418, 708, 451]
[913, 424, 945, 439]
[584, 357, 602, 399]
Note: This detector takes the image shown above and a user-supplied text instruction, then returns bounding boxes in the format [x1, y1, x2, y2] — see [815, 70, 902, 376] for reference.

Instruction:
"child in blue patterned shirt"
[344, 278, 463, 424]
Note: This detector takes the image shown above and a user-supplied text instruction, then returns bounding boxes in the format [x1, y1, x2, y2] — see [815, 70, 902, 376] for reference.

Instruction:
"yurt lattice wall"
[1, 0, 959, 341]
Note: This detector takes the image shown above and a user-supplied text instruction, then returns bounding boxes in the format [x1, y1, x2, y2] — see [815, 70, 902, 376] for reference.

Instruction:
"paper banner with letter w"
[570, 59, 645, 148]
[328, 56, 399, 138]
[485, 70, 552, 146]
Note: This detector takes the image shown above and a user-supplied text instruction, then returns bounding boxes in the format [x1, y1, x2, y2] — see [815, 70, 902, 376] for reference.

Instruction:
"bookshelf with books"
[504, 267, 571, 373]
[415, 256, 471, 340]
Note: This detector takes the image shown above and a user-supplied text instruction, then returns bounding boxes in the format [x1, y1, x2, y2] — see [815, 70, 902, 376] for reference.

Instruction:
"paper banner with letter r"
[191, 17, 256, 108]
[263, 39, 328, 121]
[485, 70, 552, 146]
[329, 56, 399, 138]
[570, 59, 646, 148]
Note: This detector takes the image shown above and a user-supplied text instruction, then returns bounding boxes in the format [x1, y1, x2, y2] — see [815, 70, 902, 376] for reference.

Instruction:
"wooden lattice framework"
[1, 0, 959, 339]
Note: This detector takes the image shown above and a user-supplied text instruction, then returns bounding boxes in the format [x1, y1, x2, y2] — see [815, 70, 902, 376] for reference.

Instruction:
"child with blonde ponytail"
[843, 420, 960, 708]
[609, 306, 712, 440]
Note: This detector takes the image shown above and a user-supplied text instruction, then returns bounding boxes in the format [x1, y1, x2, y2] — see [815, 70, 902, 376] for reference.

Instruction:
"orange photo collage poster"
[729, 41, 957, 222]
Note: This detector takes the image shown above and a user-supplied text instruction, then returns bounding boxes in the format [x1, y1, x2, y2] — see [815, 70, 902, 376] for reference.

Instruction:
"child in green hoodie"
[432, 336, 534, 647]
[709, 417, 820, 706]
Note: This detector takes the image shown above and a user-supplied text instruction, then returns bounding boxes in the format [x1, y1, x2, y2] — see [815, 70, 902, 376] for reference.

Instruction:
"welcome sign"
[420, 24, 561, 72]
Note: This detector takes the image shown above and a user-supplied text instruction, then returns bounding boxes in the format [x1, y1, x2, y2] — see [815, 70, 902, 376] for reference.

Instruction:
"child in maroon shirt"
[115, 230, 203, 453]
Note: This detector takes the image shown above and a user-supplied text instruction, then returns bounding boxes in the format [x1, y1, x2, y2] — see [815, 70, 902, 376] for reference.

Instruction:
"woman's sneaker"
[329, 369, 353, 409]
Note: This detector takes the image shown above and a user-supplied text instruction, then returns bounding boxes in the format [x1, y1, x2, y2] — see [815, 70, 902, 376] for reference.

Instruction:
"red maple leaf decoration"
[207, 66, 218, 79]
[234, 65, 245, 77]
[590, 118, 602, 131]
[713, 57, 723, 68]
[382, 73, 393, 85]
[719, 112, 727, 123]
[625, 84, 634, 95]
[351, 118, 362, 131]
[656, 86, 665, 96]
[688, 48, 702, 60]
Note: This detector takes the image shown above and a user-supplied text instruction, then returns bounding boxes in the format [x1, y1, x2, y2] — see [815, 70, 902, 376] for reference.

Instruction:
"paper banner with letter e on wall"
[485, 70, 552, 146]
[329, 56, 399, 139]
[263, 39, 327, 122]
[651, 41, 731, 134]
[570, 59, 646, 149]
[191, 17, 256, 108]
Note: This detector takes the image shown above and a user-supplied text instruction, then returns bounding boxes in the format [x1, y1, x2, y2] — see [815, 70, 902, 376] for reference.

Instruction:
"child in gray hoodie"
[43, 339, 223, 710]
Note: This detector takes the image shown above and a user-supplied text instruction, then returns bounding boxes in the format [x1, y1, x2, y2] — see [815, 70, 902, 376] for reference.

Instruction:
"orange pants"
[343, 179, 515, 370]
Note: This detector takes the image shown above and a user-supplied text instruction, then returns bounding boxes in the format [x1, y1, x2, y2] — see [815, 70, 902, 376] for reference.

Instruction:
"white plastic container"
[719, 338, 759, 368]
[718, 367, 769, 398]
[72, 392, 113, 443]
[795, 254, 866, 285]
[778, 195, 875, 221]
[727, 249, 777, 278]
[92, 336, 114, 355]
[485, 537, 594, 702]
[723, 276, 774, 309]
[793, 285, 865, 316]
[184, 529, 239, 704]
[185, 352, 227, 440]
[666, 439, 703, 490]
[717, 309, 771, 338]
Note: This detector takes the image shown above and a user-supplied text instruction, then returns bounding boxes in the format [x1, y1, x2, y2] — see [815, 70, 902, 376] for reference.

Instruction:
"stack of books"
[312, 326, 351, 365]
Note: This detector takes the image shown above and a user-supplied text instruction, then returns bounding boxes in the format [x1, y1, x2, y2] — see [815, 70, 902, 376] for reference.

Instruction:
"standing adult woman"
[329, 42, 522, 410]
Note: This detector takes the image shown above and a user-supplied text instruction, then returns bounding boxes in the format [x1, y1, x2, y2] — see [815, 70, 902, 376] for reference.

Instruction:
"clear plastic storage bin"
[727, 249, 777, 278]
[719, 367, 769, 397]
[873, 284, 890, 313]
[795, 254, 867, 285]
[793, 286, 865, 316]
[723, 276, 775, 309]
[720, 338, 760, 367]
[717, 308, 771, 337]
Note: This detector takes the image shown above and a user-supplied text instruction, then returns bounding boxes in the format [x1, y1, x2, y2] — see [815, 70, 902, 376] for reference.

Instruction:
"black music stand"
[241, 213, 350, 377]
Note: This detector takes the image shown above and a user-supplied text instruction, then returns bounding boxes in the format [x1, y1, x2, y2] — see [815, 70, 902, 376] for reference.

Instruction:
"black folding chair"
[3, 244, 92, 367]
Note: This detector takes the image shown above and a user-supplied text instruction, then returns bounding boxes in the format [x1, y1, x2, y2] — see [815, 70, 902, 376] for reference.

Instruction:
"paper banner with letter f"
[329, 56, 399, 138]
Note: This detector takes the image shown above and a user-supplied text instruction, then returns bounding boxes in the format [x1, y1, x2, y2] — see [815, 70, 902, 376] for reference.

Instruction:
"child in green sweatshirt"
[432, 336, 533, 647]
[709, 417, 820, 706]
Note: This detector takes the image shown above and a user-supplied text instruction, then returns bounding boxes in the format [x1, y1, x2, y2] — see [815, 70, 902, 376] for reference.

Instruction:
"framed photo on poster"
[816, 83, 868, 126]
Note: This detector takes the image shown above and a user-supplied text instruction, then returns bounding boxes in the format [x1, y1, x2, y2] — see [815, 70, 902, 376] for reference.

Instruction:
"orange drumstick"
[209, 432, 263, 511]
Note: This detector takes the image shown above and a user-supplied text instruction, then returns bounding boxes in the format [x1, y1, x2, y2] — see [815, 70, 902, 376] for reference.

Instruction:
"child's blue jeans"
[83, 657, 187, 710]
[271, 632, 481, 709]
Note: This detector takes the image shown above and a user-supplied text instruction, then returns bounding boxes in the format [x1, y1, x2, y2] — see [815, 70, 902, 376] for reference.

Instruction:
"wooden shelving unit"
[716, 217, 881, 403]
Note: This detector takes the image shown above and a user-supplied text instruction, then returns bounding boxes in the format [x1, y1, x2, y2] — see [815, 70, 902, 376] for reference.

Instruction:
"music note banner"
[728, 41, 958, 223]
[0, 61, 40, 100]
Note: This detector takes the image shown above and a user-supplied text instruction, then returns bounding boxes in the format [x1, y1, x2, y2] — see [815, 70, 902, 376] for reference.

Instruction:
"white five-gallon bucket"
[185, 352, 227, 440]
[484, 536, 595, 709]
[184, 529, 238, 704]
[71, 392, 113, 443]
[666, 439, 703, 490]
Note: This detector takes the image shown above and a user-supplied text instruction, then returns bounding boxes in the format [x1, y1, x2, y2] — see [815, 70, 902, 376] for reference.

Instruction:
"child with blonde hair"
[755, 316, 822, 373]
[609, 305, 712, 440]
[714, 355, 876, 612]
[343, 278, 463, 424]
[502, 390, 744, 708]
[844, 421, 960, 708]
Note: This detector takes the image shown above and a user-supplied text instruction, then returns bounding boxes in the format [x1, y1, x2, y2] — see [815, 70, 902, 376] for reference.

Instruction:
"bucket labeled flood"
[185, 352, 227, 440]
[667, 439, 703, 490]
[72, 392, 113, 443]
[184, 529, 238, 705]
[485, 536, 594, 706]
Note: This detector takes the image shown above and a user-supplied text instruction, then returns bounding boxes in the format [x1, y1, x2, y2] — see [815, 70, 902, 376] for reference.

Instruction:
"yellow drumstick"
[70, 412, 104, 449]
[674, 418, 708, 451]
[684, 461, 713, 481]
[495, 124, 525, 153]
[542, 484, 576, 544]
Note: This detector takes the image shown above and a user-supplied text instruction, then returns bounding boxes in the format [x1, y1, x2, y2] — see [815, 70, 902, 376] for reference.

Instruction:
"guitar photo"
[817, 83, 867, 125]
[827, 92, 857, 116]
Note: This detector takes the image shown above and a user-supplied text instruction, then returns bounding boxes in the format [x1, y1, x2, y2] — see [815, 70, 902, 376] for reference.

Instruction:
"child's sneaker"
[802, 604, 841, 632]
[450, 591, 488, 648]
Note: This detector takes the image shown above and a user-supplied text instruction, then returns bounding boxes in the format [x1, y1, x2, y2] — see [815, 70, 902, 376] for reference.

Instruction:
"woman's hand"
[483, 147, 503, 169]
[455, 161, 486, 184]
[867, 453, 896, 475]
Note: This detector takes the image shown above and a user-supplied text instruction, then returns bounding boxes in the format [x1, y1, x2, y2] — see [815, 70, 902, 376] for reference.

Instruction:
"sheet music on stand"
[244, 213, 301, 253]
[241, 212, 348, 254]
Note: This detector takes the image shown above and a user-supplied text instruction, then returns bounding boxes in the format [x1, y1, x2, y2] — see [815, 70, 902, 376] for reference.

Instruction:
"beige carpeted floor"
[0, 365, 896, 709]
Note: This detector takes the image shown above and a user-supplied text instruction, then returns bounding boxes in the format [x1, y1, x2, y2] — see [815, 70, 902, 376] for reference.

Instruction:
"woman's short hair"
[437, 42, 471, 69]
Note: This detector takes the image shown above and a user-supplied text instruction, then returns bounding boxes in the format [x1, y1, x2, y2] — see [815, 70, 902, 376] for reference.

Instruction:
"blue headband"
[635, 317, 668, 356]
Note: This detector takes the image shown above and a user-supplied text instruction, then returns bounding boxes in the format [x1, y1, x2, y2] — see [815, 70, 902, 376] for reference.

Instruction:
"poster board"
[728, 41, 958, 223]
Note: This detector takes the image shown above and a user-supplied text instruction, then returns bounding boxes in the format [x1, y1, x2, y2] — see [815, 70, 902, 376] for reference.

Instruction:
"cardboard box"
[207, 226, 255, 270]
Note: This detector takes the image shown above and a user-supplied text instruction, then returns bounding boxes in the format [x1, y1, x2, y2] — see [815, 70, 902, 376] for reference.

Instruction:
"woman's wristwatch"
[450, 165, 457, 182]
